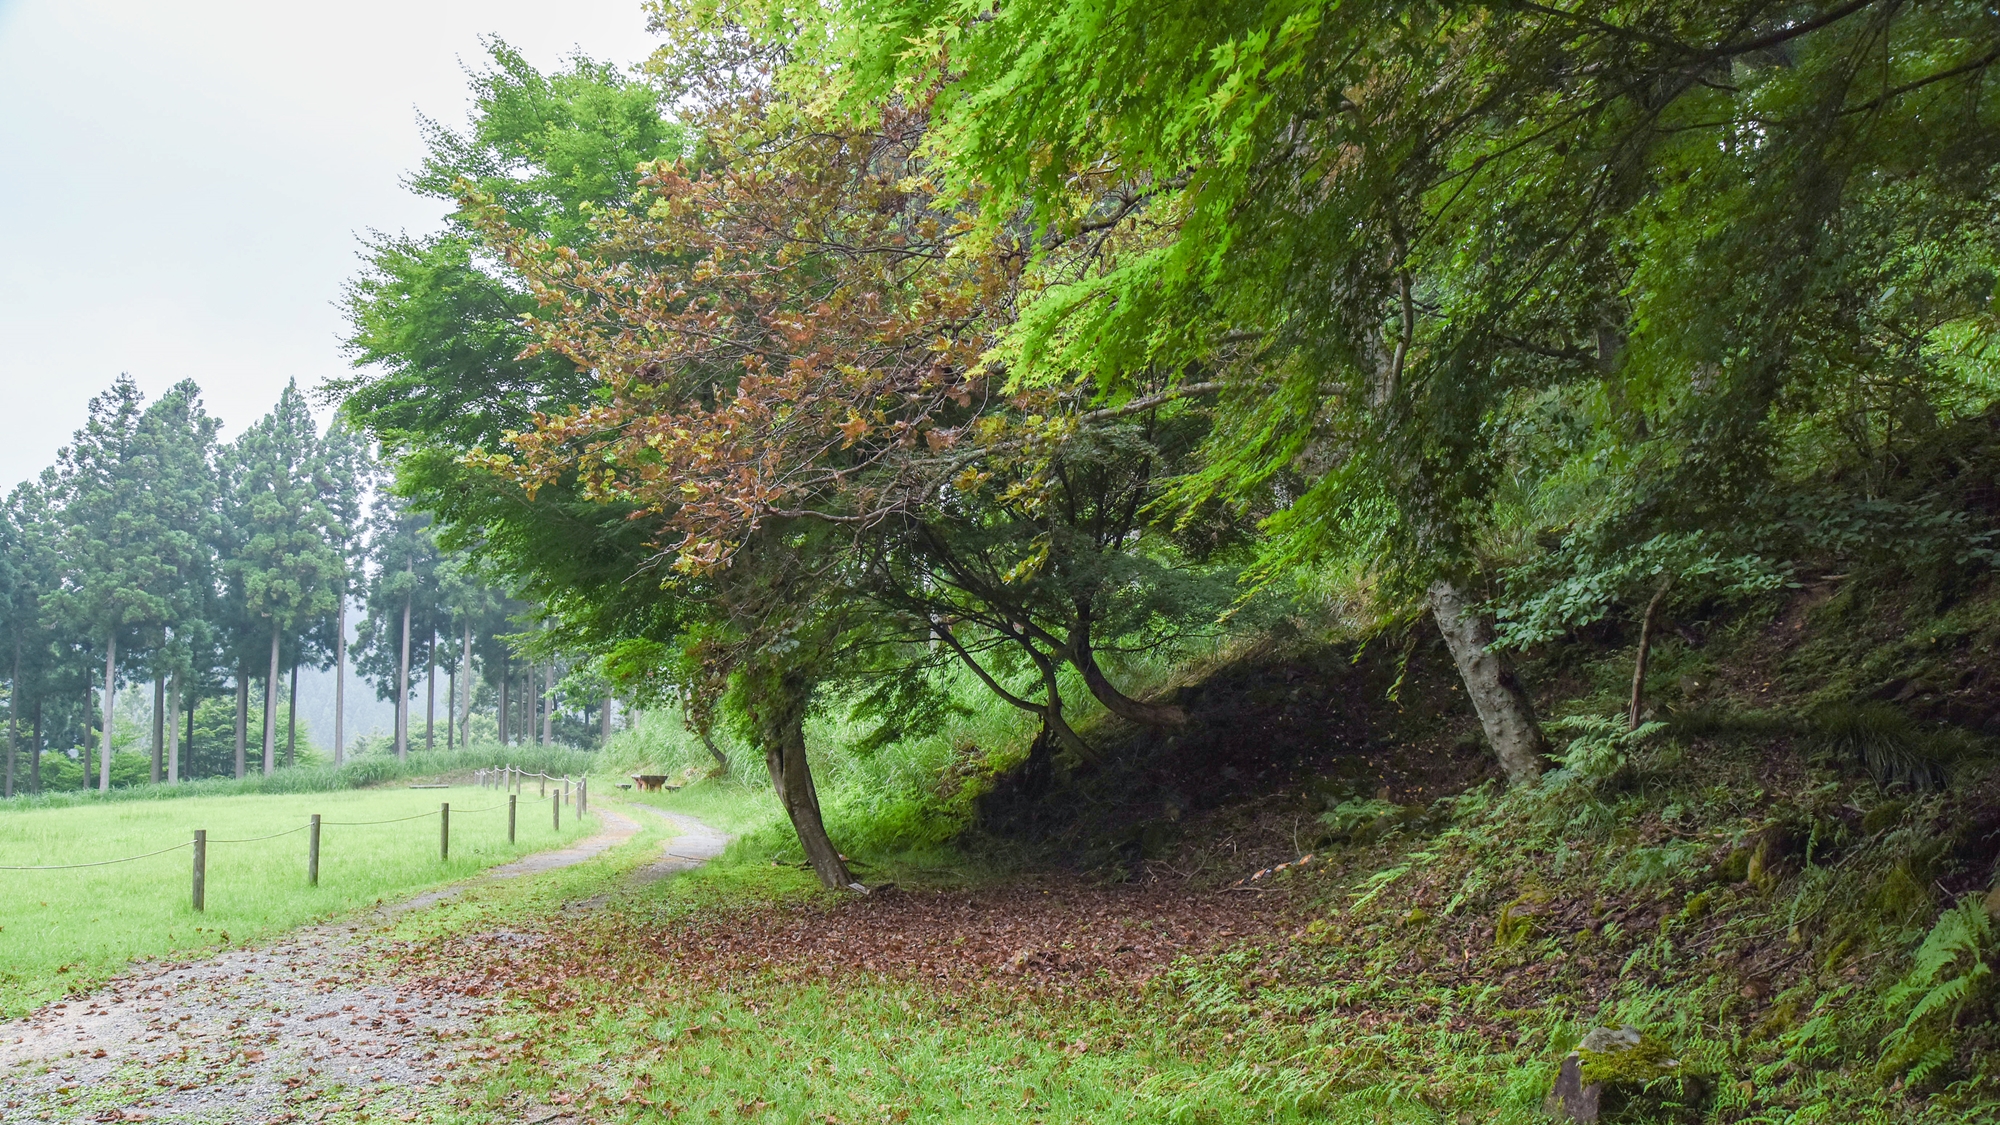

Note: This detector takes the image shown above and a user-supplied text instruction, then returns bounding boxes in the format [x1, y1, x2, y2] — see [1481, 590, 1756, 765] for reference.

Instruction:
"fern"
[1878, 896, 1996, 1080]
[1547, 714, 1666, 784]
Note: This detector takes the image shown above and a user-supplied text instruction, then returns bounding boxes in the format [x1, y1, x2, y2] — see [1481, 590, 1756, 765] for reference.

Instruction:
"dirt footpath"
[0, 803, 725, 1125]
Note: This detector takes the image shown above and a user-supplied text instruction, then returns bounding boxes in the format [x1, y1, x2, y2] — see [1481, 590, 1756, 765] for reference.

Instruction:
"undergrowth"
[1147, 714, 2000, 1123]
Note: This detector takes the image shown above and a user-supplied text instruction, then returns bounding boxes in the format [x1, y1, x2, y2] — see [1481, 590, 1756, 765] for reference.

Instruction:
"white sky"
[0, 0, 660, 492]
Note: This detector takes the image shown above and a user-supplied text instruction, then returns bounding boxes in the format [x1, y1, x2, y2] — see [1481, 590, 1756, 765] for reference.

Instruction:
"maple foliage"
[467, 99, 1019, 577]
[463, 75, 1239, 779]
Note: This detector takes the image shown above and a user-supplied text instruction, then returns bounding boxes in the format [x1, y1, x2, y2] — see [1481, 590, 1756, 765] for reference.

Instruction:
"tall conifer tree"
[357, 490, 440, 760]
[49, 377, 180, 791]
[225, 382, 340, 776]
[316, 422, 374, 765]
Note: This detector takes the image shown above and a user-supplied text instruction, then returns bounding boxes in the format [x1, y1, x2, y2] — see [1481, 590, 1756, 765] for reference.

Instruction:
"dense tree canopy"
[311, 0, 2000, 880]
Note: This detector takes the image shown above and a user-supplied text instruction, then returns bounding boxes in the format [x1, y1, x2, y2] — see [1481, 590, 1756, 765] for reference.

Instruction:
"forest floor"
[0, 804, 728, 1125]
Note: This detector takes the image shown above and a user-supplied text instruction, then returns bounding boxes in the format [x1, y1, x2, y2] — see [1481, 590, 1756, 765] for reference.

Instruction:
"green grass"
[0, 783, 599, 1015]
[465, 971, 1328, 1125]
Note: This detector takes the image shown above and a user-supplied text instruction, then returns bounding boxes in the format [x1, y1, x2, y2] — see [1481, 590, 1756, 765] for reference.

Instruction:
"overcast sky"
[0, 0, 660, 492]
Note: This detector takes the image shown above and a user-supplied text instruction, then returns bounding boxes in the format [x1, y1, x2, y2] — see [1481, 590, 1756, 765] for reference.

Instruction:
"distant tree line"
[0, 379, 609, 796]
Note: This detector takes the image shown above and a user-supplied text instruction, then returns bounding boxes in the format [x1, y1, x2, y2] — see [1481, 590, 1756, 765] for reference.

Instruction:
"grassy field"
[0, 782, 598, 1015]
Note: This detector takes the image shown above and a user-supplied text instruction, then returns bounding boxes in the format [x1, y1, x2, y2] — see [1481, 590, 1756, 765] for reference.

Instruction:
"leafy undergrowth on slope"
[1151, 719, 2000, 1123]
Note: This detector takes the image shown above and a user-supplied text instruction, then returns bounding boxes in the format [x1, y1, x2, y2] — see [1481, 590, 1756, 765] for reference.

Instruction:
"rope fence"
[0, 768, 593, 913]
[0, 840, 194, 871]
[474, 766, 588, 816]
[208, 823, 314, 844]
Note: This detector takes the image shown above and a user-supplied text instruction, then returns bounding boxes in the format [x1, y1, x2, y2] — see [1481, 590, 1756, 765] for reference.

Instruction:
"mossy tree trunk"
[744, 662, 854, 890]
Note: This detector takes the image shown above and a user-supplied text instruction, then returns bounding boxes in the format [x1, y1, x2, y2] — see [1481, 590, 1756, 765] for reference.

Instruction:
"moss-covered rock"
[1549, 1027, 1684, 1122]
[1575, 1026, 1680, 1084]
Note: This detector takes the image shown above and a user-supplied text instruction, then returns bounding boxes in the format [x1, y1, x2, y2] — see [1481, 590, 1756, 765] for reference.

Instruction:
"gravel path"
[0, 802, 724, 1125]
[627, 804, 733, 880]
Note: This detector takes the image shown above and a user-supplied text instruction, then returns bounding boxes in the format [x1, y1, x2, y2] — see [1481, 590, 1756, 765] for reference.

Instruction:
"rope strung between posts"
[207, 823, 315, 844]
[319, 809, 444, 827]
[481, 769, 571, 782]
[0, 840, 194, 870]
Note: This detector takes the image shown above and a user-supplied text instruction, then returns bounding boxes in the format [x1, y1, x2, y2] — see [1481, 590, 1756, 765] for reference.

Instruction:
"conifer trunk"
[395, 567, 412, 761]
[6, 637, 17, 799]
[498, 664, 509, 746]
[151, 673, 164, 784]
[425, 634, 436, 751]
[541, 661, 553, 745]
[263, 620, 280, 776]
[31, 697, 42, 793]
[166, 670, 181, 785]
[459, 623, 472, 748]
[99, 633, 116, 793]
[747, 667, 855, 890]
[334, 596, 347, 766]
[234, 671, 248, 780]
[601, 694, 613, 748]
[1428, 579, 1546, 787]
[286, 660, 298, 767]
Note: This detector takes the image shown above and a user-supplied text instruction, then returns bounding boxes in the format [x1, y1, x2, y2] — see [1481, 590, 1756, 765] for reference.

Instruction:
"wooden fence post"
[508, 793, 517, 843]
[440, 803, 450, 861]
[308, 814, 320, 886]
[553, 790, 560, 831]
[578, 777, 587, 817]
[539, 772, 547, 798]
[192, 829, 206, 913]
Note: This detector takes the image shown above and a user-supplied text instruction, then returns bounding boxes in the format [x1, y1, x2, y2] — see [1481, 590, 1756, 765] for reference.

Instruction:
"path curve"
[630, 803, 734, 880]
[0, 801, 722, 1125]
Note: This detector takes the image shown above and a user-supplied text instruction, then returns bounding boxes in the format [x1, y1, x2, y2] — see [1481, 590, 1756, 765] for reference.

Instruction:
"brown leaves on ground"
[409, 876, 1298, 1004]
